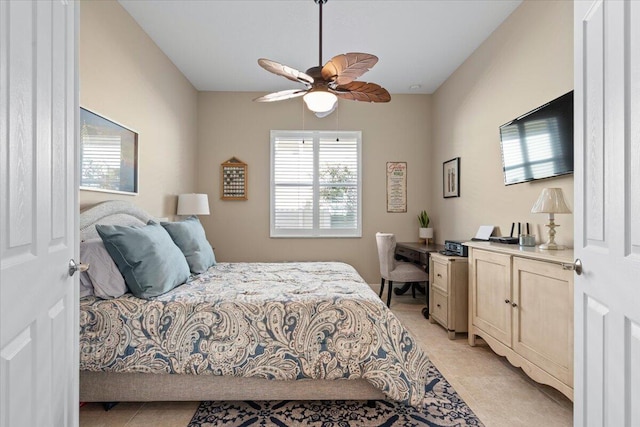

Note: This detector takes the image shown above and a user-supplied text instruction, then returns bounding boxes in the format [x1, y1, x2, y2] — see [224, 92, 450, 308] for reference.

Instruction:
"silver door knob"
[562, 259, 583, 275]
[69, 259, 89, 277]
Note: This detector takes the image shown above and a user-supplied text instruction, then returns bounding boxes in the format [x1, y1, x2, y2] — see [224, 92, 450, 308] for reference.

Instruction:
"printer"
[441, 240, 468, 257]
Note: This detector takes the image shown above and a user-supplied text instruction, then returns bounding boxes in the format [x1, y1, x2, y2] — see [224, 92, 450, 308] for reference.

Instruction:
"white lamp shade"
[303, 90, 338, 113]
[177, 193, 210, 215]
[531, 188, 571, 214]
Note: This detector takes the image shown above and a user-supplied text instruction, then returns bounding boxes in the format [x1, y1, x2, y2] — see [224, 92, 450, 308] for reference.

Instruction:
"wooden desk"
[394, 242, 444, 317]
[395, 242, 444, 267]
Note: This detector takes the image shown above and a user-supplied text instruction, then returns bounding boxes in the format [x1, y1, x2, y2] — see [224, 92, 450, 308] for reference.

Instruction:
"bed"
[79, 200, 430, 406]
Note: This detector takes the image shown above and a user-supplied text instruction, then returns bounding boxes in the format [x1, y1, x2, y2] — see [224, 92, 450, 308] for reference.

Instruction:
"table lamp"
[177, 193, 210, 216]
[530, 188, 571, 250]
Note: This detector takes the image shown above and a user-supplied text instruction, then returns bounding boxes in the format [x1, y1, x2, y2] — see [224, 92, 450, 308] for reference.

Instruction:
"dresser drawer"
[432, 260, 449, 292]
[430, 289, 449, 326]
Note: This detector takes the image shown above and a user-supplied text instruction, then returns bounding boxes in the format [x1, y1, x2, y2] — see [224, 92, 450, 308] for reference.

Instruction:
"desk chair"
[375, 232, 429, 307]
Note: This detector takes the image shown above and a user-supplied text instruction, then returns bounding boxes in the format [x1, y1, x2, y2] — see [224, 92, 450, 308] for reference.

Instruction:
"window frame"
[270, 130, 362, 238]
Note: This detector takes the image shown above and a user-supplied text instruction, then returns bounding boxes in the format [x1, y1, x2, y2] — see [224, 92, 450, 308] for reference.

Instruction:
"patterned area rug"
[189, 363, 483, 426]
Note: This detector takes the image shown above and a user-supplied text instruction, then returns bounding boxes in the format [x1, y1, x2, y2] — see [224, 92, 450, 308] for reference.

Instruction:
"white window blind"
[271, 130, 362, 237]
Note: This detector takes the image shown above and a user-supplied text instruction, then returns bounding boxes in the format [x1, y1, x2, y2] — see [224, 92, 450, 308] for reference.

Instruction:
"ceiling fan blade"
[321, 53, 379, 86]
[331, 81, 391, 103]
[258, 58, 314, 86]
[253, 89, 308, 103]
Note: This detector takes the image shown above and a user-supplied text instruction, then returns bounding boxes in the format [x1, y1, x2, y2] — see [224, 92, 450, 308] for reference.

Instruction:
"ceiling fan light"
[303, 90, 338, 114]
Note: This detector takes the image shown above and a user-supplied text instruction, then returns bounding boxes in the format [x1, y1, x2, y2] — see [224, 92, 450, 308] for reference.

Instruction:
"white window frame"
[270, 130, 362, 238]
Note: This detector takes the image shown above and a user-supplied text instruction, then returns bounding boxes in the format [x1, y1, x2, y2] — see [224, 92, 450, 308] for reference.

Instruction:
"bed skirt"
[79, 371, 386, 402]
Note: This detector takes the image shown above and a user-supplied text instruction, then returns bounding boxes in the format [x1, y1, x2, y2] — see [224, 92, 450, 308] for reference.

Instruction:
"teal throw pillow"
[96, 222, 190, 299]
[161, 216, 216, 274]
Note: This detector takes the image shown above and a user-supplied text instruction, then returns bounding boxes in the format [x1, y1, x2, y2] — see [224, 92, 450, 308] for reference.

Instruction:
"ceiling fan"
[253, 0, 391, 118]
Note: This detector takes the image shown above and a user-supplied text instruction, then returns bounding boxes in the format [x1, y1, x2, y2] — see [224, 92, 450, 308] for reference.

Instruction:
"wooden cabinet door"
[470, 250, 512, 347]
[512, 258, 573, 387]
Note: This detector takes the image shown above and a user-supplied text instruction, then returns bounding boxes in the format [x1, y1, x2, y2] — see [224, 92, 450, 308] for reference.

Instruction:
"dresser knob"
[504, 299, 511, 304]
[512, 302, 518, 308]
[437, 273, 442, 278]
[437, 304, 441, 308]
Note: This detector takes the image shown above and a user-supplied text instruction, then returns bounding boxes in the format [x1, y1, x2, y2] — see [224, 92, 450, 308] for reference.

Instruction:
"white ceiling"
[119, 0, 522, 95]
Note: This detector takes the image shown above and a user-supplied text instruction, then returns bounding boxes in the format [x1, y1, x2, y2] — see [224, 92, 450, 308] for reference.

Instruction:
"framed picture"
[386, 161, 407, 212]
[443, 157, 460, 198]
[221, 157, 247, 200]
[80, 108, 138, 194]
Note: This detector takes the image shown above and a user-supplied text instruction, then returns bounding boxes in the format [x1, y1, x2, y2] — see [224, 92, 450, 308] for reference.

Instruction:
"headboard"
[80, 200, 154, 241]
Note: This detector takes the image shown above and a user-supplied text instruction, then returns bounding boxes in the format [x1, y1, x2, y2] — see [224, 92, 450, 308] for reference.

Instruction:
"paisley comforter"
[79, 262, 430, 406]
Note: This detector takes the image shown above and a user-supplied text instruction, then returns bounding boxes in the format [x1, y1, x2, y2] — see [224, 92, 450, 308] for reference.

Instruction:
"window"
[271, 130, 361, 237]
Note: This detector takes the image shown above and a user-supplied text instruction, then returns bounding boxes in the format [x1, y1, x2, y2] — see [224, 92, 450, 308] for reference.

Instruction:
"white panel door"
[574, 1, 640, 426]
[0, 1, 78, 426]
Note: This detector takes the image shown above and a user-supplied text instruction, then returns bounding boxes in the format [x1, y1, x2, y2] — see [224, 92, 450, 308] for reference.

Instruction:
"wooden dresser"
[465, 241, 574, 401]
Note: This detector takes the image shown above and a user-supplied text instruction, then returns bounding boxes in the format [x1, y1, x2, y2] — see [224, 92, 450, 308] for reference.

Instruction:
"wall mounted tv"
[499, 91, 574, 186]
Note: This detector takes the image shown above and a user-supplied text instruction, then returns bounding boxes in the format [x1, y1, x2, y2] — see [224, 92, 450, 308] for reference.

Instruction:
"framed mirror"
[80, 108, 138, 195]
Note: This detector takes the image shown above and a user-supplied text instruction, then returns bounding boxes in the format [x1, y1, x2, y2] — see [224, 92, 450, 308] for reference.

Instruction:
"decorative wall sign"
[386, 162, 407, 213]
[221, 157, 247, 200]
[443, 157, 460, 198]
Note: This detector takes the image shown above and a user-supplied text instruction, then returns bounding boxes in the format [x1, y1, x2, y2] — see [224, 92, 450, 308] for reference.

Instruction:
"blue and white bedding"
[79, 262, 430, 406]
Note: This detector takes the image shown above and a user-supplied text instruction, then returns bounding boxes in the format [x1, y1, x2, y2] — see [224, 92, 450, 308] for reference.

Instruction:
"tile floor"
[79, 287, 573, 426]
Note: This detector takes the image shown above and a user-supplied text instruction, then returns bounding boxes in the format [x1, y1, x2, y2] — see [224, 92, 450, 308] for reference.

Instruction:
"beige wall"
[79, 0, 198, 218]
[430, 0, 574, 247]
[80, 0, 574, 282]
[197, 93, 431, 283]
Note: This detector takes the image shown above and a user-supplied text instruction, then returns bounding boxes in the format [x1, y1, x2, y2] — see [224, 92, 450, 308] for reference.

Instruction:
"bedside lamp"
[531, 188, 571, 250]
[177, 193, 210, 216]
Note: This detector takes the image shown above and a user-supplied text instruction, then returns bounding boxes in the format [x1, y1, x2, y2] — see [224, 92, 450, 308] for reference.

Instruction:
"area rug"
[188, 363, 483, 426]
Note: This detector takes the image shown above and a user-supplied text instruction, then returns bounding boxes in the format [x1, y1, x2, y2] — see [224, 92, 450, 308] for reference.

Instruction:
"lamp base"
[539, 218, 565, 250]
[538, 242, 566, 250]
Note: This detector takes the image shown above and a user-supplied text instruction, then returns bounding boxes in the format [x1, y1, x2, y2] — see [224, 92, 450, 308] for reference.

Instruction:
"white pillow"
[80, 239, 128, 299]
[79, 271, 94, 298]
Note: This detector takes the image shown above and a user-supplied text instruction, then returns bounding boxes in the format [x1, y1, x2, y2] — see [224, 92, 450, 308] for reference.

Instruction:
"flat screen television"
[499, 91, 574, 185]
